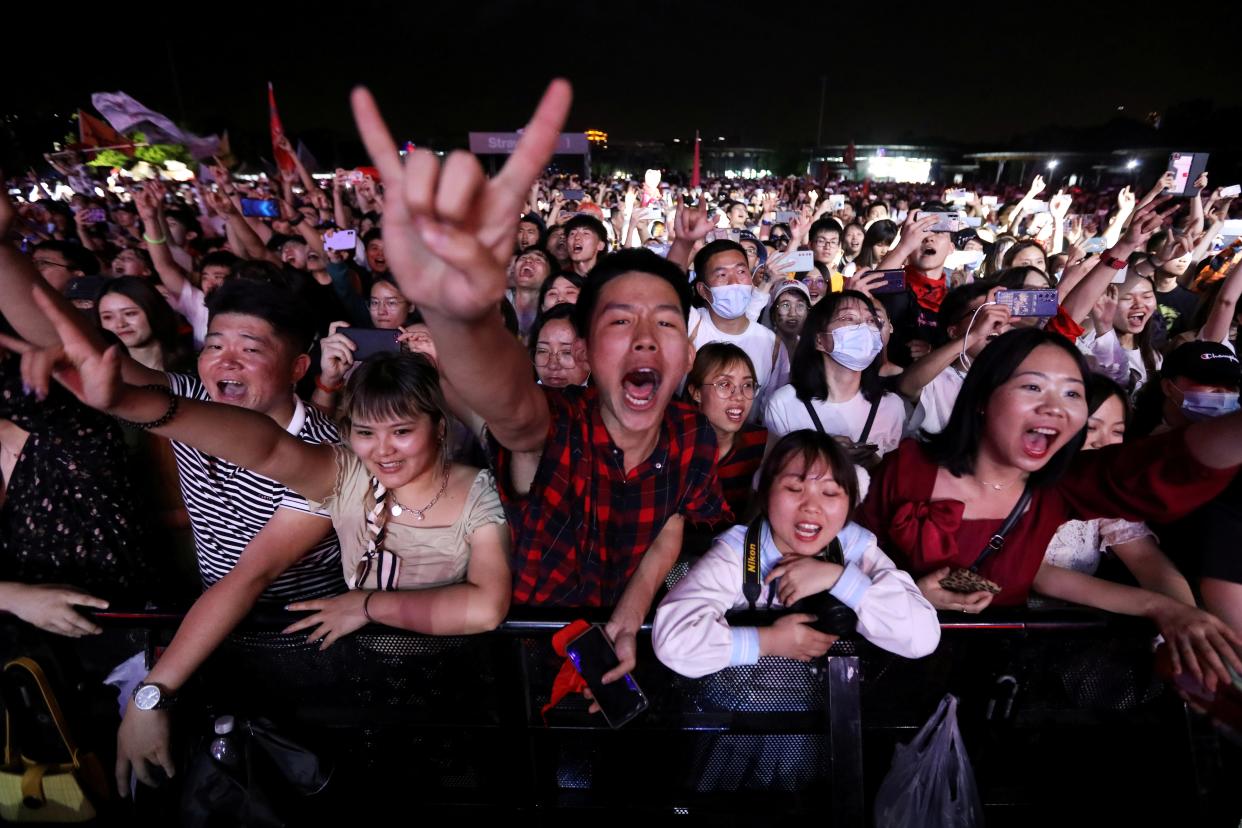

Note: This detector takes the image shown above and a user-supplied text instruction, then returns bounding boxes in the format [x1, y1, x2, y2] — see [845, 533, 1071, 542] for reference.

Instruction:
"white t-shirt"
[1078, 328, 1162, 393]
[764, 384, 905, 457]
[906, 365, 966, 436]
[690, 310, 789, 421]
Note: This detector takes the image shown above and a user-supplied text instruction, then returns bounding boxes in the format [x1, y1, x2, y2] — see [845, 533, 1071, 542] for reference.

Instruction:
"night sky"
[7, 2, 1242, 167]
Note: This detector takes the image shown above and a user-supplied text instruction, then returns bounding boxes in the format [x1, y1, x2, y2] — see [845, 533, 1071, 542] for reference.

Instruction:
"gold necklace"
[978, 474, 1025, 492]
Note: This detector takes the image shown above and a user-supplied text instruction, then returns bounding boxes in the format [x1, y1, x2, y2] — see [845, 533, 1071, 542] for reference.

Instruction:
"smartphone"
[981, 195, 998, 207]
[562, 188, 585, 201]
[240, 198, 280, 218]
[774, 210, 798, 224]
[341, 328, 402, 360]
[1166, 152, 1209, 196]
[964, 216, 982, 228]
[828, 194, 846, 210]
[83, 207, 107, 223]
[866, 268, 907, 294]
[921, 210, 964, 233]
[1026, 199, 1050, 214]
[323, 228, 357, 252]
[565, 625, 649, 729]
[1222, 220, 1242, 237]
[948, 188, 969, 203]
[1082, 237, 1109, 254]
[1219, 184, 1241, 198]
[708, 229, 740, 243]
[788, 249, 815, 271]
[996, 289, 1058, 318]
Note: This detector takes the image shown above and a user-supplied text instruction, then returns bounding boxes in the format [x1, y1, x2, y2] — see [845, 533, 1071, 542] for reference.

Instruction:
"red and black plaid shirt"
[489, 386, 729, 607]
[716, 423, 768, 519]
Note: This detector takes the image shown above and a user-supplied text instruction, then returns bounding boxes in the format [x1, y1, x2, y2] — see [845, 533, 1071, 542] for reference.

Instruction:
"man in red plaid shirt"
[352, 79, 728, 689]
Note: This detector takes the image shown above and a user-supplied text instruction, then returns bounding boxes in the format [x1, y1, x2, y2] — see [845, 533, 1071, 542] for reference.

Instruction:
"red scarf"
[904, 265, 947, 312]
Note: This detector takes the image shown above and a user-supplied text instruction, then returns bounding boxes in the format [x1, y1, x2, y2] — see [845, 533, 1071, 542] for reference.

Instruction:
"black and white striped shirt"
[166, 374, 346, 602]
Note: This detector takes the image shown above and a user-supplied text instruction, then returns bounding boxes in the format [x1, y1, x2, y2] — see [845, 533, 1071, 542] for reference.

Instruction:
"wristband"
[142, 232, 167, 245]
[1101, 255, 1127, 270]
[362, 591, 378, 624]
[289, 214, 305, 227]
[315, 376, 343, 394]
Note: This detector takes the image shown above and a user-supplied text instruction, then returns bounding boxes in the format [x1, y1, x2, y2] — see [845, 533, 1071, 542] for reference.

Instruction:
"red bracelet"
[315, 376, 343, 394]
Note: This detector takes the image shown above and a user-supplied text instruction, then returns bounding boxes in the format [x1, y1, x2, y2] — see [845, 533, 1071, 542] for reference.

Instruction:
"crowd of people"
[3, 78, 1242, 796]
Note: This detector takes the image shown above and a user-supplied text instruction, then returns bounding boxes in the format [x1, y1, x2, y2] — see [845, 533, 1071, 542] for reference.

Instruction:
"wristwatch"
[1101, 255, 1127, 270]
[132, 682, 177, 711]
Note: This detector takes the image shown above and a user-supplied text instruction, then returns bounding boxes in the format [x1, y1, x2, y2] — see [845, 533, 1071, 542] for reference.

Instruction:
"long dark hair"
[790, 290, 884, 404]
[922, 328, 1090, 486]
[95, 276, 194, 371]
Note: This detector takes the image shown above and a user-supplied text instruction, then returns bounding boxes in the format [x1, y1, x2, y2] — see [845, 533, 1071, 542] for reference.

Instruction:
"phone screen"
[323, 228, 357, 251]
[341, 328, 402, 360]
[565, 625, 648, 729]
[240, 198, 280, 218]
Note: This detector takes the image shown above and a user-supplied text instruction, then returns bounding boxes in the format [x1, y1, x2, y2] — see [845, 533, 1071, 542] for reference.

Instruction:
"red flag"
[844, 141, 856, 170]
[690, 130, 701, 189]
[77, 109, 132, 155]
[268, 82, 297, 173]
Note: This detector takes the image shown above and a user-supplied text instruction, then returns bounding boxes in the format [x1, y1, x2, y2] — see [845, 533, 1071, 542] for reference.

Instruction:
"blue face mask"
[707, 283, 751, 320]
[1181, 390, 1241, 422]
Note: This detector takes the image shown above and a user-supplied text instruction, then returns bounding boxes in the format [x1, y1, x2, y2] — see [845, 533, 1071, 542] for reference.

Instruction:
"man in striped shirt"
[0, 256, 344, 790]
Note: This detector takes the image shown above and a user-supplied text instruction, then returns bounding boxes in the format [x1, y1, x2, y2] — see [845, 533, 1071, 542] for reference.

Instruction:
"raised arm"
[349, 82, 573, 452]
[133, 186, 192, 296]
[1199, 257, 1242, 344]
[21, 289, 337, 500]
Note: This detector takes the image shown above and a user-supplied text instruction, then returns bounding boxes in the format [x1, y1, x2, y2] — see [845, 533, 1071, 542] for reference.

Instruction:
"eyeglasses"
[813, 238, 840, 249]
[707, 379, 759, 399]
[533, 348, 577, 367]
[774, 300, 807, 314]
[368, 298, 406, 310]
[32, 258, 69, 270]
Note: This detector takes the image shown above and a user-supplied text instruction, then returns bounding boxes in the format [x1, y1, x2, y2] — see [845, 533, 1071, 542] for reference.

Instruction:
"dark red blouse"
[856, 431, 1238, 605]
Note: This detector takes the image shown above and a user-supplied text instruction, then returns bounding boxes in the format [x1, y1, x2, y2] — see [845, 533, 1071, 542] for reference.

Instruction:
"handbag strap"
[802, 398, 827, 435]
[858, 395, 881, 444]
[3, 658, 82, 769]
[968, 482, 1033, 572]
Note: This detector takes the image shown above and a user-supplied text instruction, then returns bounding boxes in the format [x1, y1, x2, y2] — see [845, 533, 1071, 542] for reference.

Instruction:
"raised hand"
[1122, 196, 1177, 248]
[1049, 190, 1072, 219]
[673, 195, 716, 243]
[1116, 185, 1136, 213]
[9, 290, 124, 409]
[350, 80, 572, 322]
[1026, 174, 1046, 200]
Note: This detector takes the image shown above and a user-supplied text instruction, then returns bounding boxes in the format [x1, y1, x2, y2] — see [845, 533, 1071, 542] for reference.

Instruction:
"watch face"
[134, 684, 162, 711]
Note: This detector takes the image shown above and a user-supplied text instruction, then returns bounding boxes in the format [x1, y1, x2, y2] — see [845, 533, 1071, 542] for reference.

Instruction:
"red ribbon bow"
[889, 499, 965, 569]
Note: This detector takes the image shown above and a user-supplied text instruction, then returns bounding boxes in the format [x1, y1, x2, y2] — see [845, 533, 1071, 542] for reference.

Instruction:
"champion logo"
[1199, 352, 1239, 363]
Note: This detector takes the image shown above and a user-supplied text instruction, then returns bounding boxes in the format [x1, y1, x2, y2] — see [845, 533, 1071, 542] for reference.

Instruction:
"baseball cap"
[1162, 341, 1242, 388]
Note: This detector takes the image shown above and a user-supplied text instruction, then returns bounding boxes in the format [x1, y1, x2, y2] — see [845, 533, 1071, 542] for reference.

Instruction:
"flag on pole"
[90, 91, 220, 159]
[268, 82, 297, 174]
[691, 130, 701, 189]
[77, 110, 133, 155]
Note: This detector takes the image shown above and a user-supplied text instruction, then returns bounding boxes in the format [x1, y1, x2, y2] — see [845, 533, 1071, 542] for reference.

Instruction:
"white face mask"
[826, 323, 883, 371]
[707, 283, 751, 320]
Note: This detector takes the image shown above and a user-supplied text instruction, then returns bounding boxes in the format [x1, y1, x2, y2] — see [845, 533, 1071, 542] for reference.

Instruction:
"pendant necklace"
[389, 454, 450, 520]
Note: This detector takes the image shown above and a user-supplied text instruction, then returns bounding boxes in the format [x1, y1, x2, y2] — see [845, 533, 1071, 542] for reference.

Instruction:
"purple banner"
[468, 132, 589, 155]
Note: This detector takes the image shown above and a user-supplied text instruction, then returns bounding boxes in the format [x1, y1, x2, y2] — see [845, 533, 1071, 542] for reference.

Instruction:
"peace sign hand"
[350, 80, 572, 323]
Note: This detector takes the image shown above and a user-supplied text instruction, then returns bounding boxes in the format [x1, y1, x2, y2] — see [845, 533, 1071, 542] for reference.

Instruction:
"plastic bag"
[874, 693, 983, 828]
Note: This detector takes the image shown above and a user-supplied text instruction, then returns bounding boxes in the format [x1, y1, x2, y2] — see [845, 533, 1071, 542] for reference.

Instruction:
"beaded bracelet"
[114, 384, 180, 431]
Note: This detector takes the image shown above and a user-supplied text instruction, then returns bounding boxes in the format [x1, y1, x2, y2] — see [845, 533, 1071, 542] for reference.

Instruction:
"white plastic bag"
[874, 693, 983, 828]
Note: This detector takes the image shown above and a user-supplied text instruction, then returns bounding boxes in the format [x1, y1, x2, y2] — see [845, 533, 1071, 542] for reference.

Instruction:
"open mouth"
[1021, 426, 1059, 459]
[724, 406, 745, 423]
[621, 368, 661, 410]
[376, 460, 404, 475]
[920, 245, 937, 258]
[215, 379, 247, 402]
[1127, 311, 1147, 329]
[793, 521, 822, 543]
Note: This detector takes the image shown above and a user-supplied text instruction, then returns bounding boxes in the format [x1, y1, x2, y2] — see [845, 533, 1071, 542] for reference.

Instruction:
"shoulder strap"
[802, 398, 827, 435]
[689, 316, 702, 343]
[858, 395, 881, 444]
[770, 336, 781, 374]
[742, 517, 764, 611]
[3, 657, 82, 769]
[969, 482, 1034, 572]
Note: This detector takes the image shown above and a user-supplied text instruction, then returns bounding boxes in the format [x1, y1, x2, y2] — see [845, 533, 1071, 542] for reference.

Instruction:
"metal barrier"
[23, 603, 1221, 826]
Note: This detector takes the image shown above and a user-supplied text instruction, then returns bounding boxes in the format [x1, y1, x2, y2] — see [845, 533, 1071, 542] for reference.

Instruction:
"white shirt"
[906, 365, 966, 436]
[1078, 328, 1162, 393]
[764, 384, 905, 458]
[174, 282, 210, 348]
